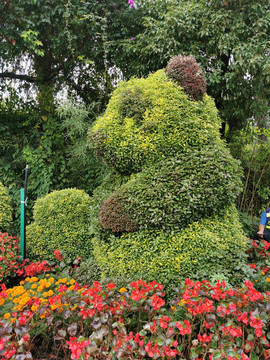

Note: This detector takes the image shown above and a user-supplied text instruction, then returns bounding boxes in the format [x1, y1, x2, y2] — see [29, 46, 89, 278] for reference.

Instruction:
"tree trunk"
[34, 42, 55, 115]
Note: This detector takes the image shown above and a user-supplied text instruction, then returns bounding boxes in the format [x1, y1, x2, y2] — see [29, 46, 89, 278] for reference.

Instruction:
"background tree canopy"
[0, 0, 139, 230]
[0, 0, 143, 110]
[1, 0, 269, 129]
[111, 0, 270, 135]
[0, 0, 269, 234]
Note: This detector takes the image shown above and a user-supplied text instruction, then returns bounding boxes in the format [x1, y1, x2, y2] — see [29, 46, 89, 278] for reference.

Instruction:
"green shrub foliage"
[165, 54, 207, 101]
[99, 145, 242, 233]
[26, 188, 92, 261]
[88, 70, 220, 175]
[94, 206, 247, 290]
[88, 56, 246, 286]
[74, 256, 101, 286]
[0, 182, 12, 232]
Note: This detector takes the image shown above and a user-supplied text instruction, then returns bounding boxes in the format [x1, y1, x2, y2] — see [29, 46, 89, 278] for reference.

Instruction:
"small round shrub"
[89, 171, 131, 240]
[0, 182, 12, 232]
[88, 70, 219, 175]
[27, 188, 92, 261]
[93, 205, 248, 291]
[99, 145, 242, 233]
[165, 54, 207, 101]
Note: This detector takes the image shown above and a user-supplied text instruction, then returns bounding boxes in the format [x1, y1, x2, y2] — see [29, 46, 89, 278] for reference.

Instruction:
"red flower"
[198, 333, 212, 343]
[54, 249, 64, 261]
[18, 315, 27, 325]
[106, 283, 116, 290]
[159, 319, 168, 329]
[152, 294, 165, 310]
[176, 320, 191, 335]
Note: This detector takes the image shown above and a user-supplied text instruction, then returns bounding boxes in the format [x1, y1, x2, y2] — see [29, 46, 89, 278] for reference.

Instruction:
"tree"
[0, 0, 143, 112]
[111, 0, 270, 135]
[0, 0, 143, 234]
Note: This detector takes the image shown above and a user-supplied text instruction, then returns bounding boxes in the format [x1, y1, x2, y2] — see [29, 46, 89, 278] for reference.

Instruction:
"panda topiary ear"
[165, 54, 207, 101]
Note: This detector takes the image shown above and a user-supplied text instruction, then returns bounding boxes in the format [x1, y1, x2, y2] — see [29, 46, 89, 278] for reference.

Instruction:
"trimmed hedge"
[88, 70, 220, 175]
[88, 57, 246, 288]
[94, 205, 248, 290]
[26, 188, 92, 261]
[99, 145, 242, 233]
[0, 182, 12, 232]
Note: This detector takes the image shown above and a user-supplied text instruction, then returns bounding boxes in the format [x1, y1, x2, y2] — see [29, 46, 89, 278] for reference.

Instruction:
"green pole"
[20, 188, 25, 259]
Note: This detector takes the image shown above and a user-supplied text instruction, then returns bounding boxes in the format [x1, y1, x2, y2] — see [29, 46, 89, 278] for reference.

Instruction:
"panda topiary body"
[88, 56, 247, 288]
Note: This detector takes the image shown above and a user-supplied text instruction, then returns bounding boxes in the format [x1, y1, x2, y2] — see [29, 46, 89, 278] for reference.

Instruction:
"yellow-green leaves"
[0, 182, 12, 233]
[88, 70, 221, 175]
[26, 188, 93, 261]
[94, 205, 248, 292]
[21, 30, 44, 57]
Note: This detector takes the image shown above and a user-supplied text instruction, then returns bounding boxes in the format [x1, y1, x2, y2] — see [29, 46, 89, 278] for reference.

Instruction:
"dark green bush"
[74, 256, 101, 286]
[88, 70, 220, 175]
[118, 85, 151, 125]
[238, 211, 259, 238]
[99, 145, 242, 232]
[165, 54, 207, 101]
[26, 188, 92, 261]
[94, 205, 248, 290]
[0, 182, 12, 232]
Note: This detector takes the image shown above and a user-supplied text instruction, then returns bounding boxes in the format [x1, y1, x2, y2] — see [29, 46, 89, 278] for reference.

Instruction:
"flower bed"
[0, 232, 53, 286]
[0, 275, 270, 359]
[1, 235, 270, 359]
[247, 239, 270, 292]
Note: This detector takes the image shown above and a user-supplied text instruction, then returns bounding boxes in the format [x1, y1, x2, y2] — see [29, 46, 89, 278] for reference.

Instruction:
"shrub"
[99, 191, 138, 232]
[26, 188, 92, 261]
[99, 145, 242, 233]
[88, 58, 245, 292]
[88, 70, 220, 175]
[238, 211, 260, 238]
[165, 54, 207, 101]
[94, 205, 248, 290]
[89, 171, 132, 241]
[0, 182, 12, 233]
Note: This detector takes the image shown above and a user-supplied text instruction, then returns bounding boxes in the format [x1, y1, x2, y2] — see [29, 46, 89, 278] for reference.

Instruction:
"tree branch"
[0, 72, 38, 83]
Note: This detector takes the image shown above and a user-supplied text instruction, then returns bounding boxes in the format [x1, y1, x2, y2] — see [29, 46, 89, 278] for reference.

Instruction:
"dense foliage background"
[0, 0, 268, 245]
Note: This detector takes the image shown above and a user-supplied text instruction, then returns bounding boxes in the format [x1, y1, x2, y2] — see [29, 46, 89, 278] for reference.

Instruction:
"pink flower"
[128, 0, 134, 8]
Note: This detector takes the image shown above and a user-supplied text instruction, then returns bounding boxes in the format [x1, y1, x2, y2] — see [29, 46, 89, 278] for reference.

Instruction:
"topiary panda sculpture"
[88, 55, 247, 289]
